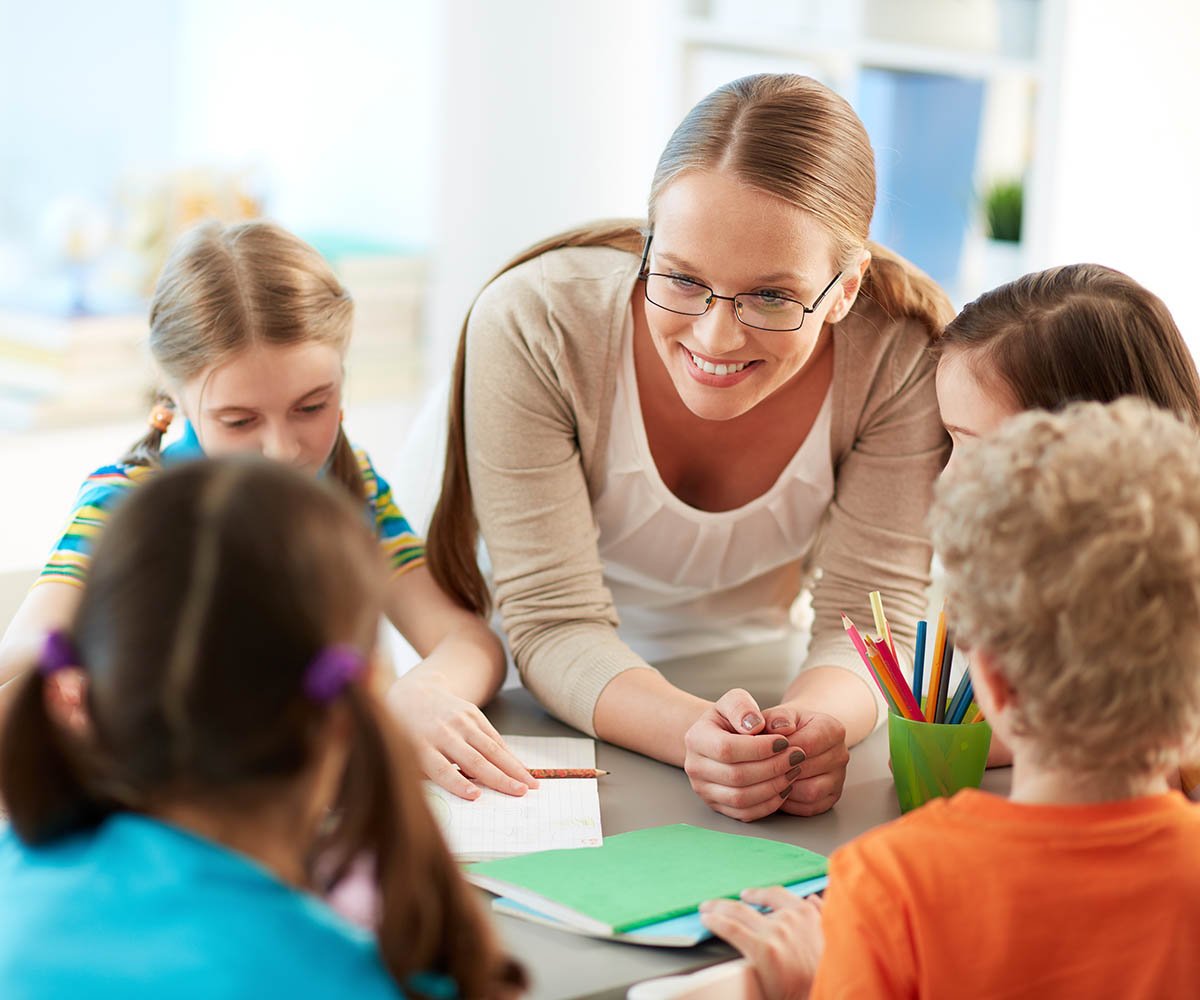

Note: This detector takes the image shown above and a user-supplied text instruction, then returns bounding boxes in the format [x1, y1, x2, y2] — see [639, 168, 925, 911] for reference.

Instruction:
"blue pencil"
[947, 672, 975, 725]
[912, 620, 927, 713]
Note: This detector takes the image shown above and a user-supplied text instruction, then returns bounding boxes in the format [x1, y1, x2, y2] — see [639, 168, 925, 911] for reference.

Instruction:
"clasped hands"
[684, 688, 849, 822]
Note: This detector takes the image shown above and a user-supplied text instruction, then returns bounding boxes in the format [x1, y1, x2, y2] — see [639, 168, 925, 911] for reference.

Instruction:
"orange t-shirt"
[811, 789, 1200, 999]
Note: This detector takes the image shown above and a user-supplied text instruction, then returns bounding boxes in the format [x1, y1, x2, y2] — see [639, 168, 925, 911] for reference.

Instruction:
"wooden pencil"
[923, 608, 948, 722]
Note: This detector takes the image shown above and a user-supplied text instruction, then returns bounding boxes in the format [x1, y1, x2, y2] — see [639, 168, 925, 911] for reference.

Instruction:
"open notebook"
[426, 735, 603, 862]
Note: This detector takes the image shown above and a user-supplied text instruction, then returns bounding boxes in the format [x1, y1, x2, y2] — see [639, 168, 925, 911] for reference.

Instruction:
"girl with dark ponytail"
[0, 220, 535, 803]
[0, 457, 525, 998]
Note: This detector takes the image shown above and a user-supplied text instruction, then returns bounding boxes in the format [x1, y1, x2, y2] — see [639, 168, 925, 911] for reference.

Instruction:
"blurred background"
[1, 0, 1198, 597]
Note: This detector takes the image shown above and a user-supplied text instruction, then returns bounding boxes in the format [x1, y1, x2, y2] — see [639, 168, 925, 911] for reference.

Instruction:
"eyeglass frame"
[636, 234, 843, 333]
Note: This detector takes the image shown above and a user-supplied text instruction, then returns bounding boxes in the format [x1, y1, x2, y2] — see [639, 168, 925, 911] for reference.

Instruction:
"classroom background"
[2, 0, 1198, 651]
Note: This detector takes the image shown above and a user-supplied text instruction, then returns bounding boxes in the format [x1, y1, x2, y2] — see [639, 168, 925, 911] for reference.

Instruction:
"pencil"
[933, 629, 955, 724]
[864, 636, 908, 716]
[871, 634, 923, 720]
[869, 591, 897, 661]
[923, 607, 948, 722]
[527, 768, 609, 779]
[946, 671, 974, 725]
[842, 613, 903, 716]
[912, 619, 927, 714]
[964, 704, 984, 724]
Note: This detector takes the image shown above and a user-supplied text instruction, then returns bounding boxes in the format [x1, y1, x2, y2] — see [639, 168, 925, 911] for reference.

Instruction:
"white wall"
[426, 0, 674, 376]
[1038, 0, 1200, 351]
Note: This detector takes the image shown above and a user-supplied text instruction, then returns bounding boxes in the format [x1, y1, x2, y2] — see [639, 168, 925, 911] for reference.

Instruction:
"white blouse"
[593, 321, 835, 663]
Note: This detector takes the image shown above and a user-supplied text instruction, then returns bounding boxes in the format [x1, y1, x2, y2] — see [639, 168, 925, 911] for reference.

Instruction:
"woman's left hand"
[699, 887, 825, 1000]
[760, 705, 850, 817]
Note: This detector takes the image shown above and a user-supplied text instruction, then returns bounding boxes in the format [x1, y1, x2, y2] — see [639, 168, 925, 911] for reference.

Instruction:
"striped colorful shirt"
[38, 423, 426, 589]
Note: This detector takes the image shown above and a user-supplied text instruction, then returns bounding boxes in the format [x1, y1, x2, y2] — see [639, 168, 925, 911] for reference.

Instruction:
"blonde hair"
[931, 398, 1200, 778]
[429, 73, 953, 614]
[124, 220, 365, 500]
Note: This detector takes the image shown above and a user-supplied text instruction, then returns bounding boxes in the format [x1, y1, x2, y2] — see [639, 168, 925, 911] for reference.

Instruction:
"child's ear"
[969, 647, 1017, 716]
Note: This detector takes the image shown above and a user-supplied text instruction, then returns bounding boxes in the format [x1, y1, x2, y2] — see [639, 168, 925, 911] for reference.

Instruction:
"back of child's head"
[126, 220, 365, 499]
[0, 456, 523, 998]
[938, 263, 1200, 425]
[931, 398, 1200, 780]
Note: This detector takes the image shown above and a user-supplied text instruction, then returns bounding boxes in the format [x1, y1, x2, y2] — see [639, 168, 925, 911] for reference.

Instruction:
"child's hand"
[683, 688, 805, 822]
[699, 888, 824, 1000]
[387, 676, 537, 800]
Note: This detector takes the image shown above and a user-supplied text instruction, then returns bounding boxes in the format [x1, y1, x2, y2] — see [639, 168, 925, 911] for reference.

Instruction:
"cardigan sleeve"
[803, 318, 950, 724]
[463, 258, 654, 734]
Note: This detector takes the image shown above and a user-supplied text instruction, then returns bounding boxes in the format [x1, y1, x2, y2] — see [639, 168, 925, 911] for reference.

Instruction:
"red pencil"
[527, 768, 609, 779]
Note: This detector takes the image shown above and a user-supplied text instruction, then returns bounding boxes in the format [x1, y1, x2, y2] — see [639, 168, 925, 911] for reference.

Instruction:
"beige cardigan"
[464, 246, 949, 735]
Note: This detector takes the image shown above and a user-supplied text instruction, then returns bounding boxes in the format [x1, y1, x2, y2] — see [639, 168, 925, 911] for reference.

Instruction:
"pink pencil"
[872, 633, 924, 720]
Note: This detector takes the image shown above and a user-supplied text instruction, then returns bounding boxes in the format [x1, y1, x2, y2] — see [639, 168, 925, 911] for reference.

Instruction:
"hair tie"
[303, 645, 364, 703]
[149, 402, 175, 434]
[40, 630, 78, 677]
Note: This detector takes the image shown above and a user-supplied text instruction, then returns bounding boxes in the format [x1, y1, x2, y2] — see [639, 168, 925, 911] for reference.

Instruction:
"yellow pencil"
[924, 606, 948, 722]
[869, 590, 897, 661]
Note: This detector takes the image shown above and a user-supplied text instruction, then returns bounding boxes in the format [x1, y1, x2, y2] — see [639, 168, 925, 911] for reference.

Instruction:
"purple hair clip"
[40, 629, 78, 677]
[303, 645, 365, 704]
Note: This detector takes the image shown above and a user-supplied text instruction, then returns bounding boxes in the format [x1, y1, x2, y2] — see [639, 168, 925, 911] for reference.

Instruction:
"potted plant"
[981, 178, 1024, 287]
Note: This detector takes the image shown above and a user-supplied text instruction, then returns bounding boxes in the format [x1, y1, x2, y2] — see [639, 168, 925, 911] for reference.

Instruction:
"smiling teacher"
[428, 74, 953, 821]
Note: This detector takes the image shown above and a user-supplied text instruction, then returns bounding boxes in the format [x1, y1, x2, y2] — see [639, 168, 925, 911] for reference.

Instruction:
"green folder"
[467, 823, 828, 935]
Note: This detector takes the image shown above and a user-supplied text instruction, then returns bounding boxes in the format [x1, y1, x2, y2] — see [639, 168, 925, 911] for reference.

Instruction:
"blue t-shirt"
[0, 814, 451, 999]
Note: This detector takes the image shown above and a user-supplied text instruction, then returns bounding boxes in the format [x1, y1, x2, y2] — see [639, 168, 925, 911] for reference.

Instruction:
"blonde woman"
[429, 74, 954, 820]
[0, 221, 534, 801]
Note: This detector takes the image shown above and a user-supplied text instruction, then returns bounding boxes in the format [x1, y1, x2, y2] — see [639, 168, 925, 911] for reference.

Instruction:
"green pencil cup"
[888, 714, 992, 813]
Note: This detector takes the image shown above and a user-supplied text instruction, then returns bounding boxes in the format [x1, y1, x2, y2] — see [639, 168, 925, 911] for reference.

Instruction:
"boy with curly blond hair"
[702, 398, 1200, 998]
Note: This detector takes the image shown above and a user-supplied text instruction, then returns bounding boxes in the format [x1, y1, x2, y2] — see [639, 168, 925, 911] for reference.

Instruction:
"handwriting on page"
[427, 735, 604, 860]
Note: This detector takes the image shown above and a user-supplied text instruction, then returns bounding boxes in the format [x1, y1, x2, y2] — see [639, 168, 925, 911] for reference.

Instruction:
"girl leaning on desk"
[427, 72, 957, 821]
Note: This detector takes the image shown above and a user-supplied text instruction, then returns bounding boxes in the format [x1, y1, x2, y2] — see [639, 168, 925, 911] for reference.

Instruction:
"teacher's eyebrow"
[653, 250, 812, 289]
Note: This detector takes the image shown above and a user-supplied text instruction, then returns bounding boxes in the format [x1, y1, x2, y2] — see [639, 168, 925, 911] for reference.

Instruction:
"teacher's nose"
[691, 298, 749, 357]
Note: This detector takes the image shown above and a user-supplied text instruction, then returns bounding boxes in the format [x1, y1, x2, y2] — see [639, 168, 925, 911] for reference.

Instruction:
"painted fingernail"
[789, 749, 805, 766]
[770, 718, 790, 730]
[742, 713, 762, 731]
[786, 765, 802, 781]
[780, 783, 795, 799]
[772, 737, 789, 752]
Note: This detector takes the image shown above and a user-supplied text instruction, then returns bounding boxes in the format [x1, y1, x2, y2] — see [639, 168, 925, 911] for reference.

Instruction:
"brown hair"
[937, 263, 1200, 425]
[0, 458, 523, 998]
[124, 220, 365, 501]
[932, 399, 1200, 778]
[428, 73, 953, 614]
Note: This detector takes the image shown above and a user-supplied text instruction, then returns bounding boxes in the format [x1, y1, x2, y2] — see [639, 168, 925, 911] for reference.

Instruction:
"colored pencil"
[864, 636, 908, 717]
[528, 768, 609, 779]
[964, 704, 984, 724]
[869, 590, 897, 661]
[923, 608, 948, 722]
[842, 613, 903, 716]
[946, 671, 974, 725]
[933, 629, 955, 723]
[912, 619, 927, 713]
[871, 634, 923, 720]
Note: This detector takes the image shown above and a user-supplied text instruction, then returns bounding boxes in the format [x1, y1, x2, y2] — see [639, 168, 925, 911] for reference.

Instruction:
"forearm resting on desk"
[593, 668, 711, 766]
[780, 666, 879, 747]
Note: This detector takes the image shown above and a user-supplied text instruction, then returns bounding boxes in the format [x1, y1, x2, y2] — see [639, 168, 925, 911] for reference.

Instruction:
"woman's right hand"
[683, 688, 807, 821]
[387, 674, 538, 800]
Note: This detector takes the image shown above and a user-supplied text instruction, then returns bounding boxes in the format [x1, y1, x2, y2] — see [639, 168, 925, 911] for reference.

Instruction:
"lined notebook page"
[426, 735, 603, 861]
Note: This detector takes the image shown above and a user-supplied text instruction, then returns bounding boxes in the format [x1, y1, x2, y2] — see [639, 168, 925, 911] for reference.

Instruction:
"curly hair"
[931, 398, 1200, 778]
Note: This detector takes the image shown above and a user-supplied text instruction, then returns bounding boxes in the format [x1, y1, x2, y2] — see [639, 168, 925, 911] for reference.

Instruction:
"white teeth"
[690, 352, 747, 376]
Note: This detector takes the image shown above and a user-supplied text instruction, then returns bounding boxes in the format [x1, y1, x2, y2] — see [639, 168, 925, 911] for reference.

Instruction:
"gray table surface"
[483, 639, 1010, 1000]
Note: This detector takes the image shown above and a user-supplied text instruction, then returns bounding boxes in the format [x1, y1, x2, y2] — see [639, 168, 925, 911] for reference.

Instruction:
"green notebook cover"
[466, 823, 828, 933]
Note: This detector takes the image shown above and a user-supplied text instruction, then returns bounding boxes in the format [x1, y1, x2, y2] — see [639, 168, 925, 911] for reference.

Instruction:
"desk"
[483, 640, 1010, 1000]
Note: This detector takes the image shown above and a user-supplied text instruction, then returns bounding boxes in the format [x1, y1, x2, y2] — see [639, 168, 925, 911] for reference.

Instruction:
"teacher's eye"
[221, 416, 255, 430]
[667, 274, 708, 295]
[750, 290, 796, 311]
[297, 402, 328, 416]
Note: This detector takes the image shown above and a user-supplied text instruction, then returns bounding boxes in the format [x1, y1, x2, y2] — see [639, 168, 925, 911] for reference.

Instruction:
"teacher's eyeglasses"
[637, 235, 842, 333]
